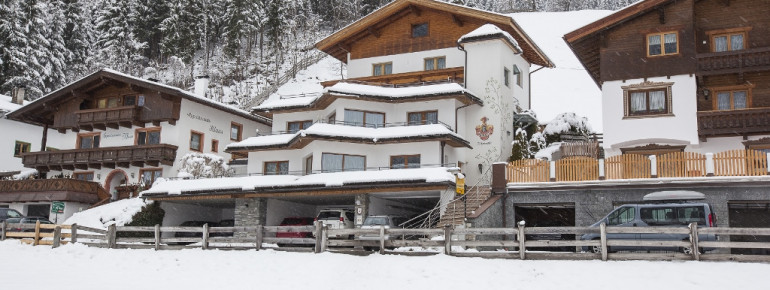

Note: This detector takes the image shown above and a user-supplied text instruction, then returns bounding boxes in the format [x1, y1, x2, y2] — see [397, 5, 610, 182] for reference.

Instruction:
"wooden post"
[320, 224, 328, 253]
[202, 224, 209, 250]
[71, 224, 78, 244]
[444, 225, 452, 255]
[154, 224, 161, 251]
[313, 221, 323, 253]
[600, 222, 608, 261]
[705, 153, 715, 177]
[379, 225, 385, 255]
[255, 225, 264, 251]
[690, 222, 700, 261]
[1, 220, 6, 241]
[52, 226, 62, 248]
[34, 220, 41, 246]
[107, 224, 117, 249]
[517, 222, 526, 260]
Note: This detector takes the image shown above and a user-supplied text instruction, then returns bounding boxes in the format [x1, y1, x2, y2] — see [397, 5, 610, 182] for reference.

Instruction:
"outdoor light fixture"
[478, 163, 483, 174]
[130, 173, 135, 178]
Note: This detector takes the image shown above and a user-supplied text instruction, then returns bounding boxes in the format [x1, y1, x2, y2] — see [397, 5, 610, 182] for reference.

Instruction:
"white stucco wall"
[0, 118, 62, 173]
[601, 75, 699, 157]
[347, 47, 465, 78]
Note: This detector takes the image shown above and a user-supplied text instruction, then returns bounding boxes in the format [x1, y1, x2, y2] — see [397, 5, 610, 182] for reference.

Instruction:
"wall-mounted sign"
[456, 176, 466, 195]
[51, 201, 65, 214]
[475, 117, 494, 141]
[103, 132, 134, 140]
[210, 125, 223, 134]
[187, 112, 211, 123]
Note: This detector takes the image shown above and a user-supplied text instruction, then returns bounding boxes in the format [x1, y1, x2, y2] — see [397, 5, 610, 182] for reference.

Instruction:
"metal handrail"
[163, 163, 460, 181]
[256, 120, 453, 136]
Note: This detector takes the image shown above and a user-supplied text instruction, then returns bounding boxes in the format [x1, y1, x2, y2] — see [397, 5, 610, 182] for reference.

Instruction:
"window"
[230, 122, 243, 141]
[264, 161, 289, 175]
[321, 153, 365, 172]
[622, 81, 674, 117]
[408, 111, 438, 125]
[328, 113, 336, 124]
[372, 62, 392, 76]
[77, 133, 101, 149]
[288, 120, 313, 133]
[709, 28, 749, 52]
[96, 95, 136, 109]
[513, 65, 522, 87]
[140, 168, 162, 186]
[647, 32, 678, 57]
[715, 90, 749, 110]
[136, 128, 161, 145]
[305, 156, 313, 175]
[412, 23, 428, 38]
[190, 131, 204, 152]
[424, 57, 446, 71]
[73, 172, 94, 181]
[391, 155, 420, 169]
[503, 67, 510, 87]
[211, 139, 219, 153]
[344, 109, 385, 128]
[640, 206, 706, 226]
[607, 207, 635, 226]
[14, 141, 31, 157]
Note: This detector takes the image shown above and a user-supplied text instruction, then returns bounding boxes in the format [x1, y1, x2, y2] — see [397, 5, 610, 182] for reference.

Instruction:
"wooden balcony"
[21, 144, 178, 172]
[698, 107, 770, 138]
[696, 47, 770, 76]
[75, 106, 142, 131]
[320, 67, 464, 87]
[0, 178, 109, 204]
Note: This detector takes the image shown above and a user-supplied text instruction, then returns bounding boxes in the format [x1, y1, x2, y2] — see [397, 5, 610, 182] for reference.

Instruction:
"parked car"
[276, 217, 315, 247]
[581, 202, 718, 254]
[523, 220, 575, 252]
[315, 209, 355, 239]
[210, 219, 234, 237]
[5, 217, 55, 233]
[0, 208, 24, 222]
[174, 221, 215, 243]
[356, 215, 405, 250]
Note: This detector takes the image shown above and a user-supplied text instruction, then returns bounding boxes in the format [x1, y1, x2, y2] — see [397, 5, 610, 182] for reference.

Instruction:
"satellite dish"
[643, 190, 705, 201]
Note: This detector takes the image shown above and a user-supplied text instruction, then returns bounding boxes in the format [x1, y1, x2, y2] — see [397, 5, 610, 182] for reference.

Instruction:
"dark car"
[5, 217, 55, 232]
[0, 208, 24, 222]
[276, 217, 314, 247]
[211, 219, 234, 237]
[174, 221, 214, 243]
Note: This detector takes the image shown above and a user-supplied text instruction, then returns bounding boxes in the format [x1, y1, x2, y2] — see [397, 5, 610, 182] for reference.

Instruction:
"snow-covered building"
[4, 69, 270, 222]
[142, 0, 552, 231]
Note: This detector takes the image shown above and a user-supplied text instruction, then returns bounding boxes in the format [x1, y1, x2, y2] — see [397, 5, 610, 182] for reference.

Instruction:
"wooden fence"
[3, 221, 768, 262]
[507, 149, 770, 183]
[0, 220, 73, 248]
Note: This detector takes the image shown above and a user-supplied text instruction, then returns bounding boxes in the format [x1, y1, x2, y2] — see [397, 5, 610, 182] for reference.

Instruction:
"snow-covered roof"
[141, 167, 457, 196]
[458, 24, 522, 53]
[226, 123, 471, 151]
[0, 94, 23, 114]
[255, 81, 479, 111]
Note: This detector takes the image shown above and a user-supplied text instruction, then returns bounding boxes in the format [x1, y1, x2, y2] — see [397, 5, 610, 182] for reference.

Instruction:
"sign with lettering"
[187, 112, 211, 123]
[210, 125, 223, 134]
[103, 132, 134, 140]
[456, 176, 465, 195]
[51, 201, 65, 214]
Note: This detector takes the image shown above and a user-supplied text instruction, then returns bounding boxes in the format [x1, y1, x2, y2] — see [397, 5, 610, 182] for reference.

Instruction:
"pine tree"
[95, 0, 146, 75]
[1, 0, 50, 100]
[61, 0, 94, 81]
[43, 0, 70, 90]
[134, 0, 170, 61]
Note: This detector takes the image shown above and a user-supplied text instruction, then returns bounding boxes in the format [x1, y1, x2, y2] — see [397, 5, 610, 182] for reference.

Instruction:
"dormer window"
[412, 23, 428, 38]
[373, 62, 392, 76]
[647, 32, 678, 57]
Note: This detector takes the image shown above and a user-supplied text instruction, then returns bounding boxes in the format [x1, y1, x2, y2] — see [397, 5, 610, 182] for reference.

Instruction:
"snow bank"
[543, 112, 593, 135]
[64, 198, 152, 229]
[12, 169, 38, 180]
[458, 24, 522, 52]
[534, 142, 562, 161]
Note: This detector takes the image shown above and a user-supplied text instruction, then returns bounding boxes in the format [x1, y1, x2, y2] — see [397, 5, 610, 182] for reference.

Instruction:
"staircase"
[437, 186, 493, 227]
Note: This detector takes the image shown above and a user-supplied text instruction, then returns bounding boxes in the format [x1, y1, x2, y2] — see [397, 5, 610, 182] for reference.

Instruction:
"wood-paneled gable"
[698, 72, 770, 111]
[694, 0, 770, 54]
[599, 0, 696, 82]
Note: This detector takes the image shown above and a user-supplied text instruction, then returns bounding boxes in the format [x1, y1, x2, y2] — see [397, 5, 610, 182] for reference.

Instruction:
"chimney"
[194, 75, 210, 97]
[11, 86, 25, 105]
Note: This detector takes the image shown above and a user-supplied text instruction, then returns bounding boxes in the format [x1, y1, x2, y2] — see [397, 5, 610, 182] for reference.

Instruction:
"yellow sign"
[456, 176, 465, 195]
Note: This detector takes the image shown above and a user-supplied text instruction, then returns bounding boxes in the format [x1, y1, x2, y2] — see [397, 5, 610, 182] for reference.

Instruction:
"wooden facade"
[21, 144, 178, 172]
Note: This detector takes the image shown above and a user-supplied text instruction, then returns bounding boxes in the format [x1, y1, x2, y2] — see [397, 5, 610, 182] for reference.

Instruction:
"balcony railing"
[698, 107, 770, 137]
[75, 106, 141, 130]
[21, 144, 178, 171]
[696, 47, 770, 76]
[260, 120, 454, 136]
[0, 178, 110, 204]
[320, 67, 465, 87]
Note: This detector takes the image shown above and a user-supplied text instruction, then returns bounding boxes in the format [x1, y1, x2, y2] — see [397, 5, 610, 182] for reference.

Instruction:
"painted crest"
[475, 117, 494, 141]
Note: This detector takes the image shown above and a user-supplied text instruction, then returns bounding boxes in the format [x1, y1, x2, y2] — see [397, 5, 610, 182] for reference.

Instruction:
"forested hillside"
[0, 0, 635, 106]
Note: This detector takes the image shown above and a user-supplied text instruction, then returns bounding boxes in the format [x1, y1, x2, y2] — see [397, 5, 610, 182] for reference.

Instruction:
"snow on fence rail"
[3, 221, 770, 262]
[508, 149, 770, 183]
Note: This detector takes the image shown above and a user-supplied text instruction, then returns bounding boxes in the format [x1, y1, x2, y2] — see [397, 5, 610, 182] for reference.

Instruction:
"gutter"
[528, 66, 545, 110]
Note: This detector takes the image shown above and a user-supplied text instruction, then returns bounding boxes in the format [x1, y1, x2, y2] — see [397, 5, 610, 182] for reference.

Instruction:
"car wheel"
[679, 241, 699, 255]
[364, 247, 373, 251]
[590, 239, 602, 254]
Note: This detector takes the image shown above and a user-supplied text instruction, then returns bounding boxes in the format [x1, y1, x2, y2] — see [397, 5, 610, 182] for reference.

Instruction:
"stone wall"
[234, 197, 267, 239]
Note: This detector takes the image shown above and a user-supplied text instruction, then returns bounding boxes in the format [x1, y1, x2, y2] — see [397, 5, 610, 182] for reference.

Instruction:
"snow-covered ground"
[1, 240, 768, 289]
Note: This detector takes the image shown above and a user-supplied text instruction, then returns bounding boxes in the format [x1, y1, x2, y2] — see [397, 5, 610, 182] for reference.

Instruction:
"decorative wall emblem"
[475, 117, 494, 141]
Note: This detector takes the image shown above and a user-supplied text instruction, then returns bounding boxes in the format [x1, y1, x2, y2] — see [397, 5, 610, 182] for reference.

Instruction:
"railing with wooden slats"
[559, 142, 600, 158]
[556, 156, 599, 181]
[697, 107, 770, 137]
[0, 221, 75, 248]
[76, 106, 139, 125]
[714, 149, 768, 177]
[507, 159, 549, 183]
[21, 144, 178, 169]
[605, 154, 650, 180]
[657, 152, 707, 178]
[696, 46, 770, 76]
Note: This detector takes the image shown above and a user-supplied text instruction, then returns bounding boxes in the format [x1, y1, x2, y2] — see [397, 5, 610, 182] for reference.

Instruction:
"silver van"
[581, 202, 717, 254]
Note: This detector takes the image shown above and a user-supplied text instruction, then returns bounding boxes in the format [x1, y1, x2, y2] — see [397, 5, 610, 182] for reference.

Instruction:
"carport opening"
[729, 202, 770, 255]
[514, 203, 576, 252]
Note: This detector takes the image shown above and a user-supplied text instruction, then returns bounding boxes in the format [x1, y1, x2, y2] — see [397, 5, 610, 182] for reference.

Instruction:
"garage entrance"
[514, 203, 576, 251]
[729, 202, 770, 255]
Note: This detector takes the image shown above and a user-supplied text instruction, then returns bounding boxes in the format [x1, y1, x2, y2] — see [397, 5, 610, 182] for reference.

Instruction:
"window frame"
[423, 56, 446, 71]
[707, 27, 751, 52]
[264, 161, 289, 175]
[139, 168, 163, 186]
[73, 171, 94, 181]
[710, 84, 754, 111]
[190, 130, 204, 152]
[411, 22, 429, 38]
[622, 81, 674, 118]
[407, 111, 438, 125]
[211, 139, 219, 153]
[344, 109, 386, 128]
[76, 132, 101, 149]
[13, 141, 31, 158]
[304, 155, 313, 175]
[230, 122, 243, 141]
[513, 65, 522, 87]
[503, 67, 510, 87]
[135, 127, 161, 146]
[372, 62, 393, 76]
[287, 120, 313, 133]
[646, 31, 679, 57]
[321, 152, 367, 173]
[390, 154, 421, 169]
[95, 95, 138, 109]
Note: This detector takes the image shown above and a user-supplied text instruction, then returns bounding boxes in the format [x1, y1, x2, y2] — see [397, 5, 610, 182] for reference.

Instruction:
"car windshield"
[1, 209, 23, 218]
[317, 211, 341, 220]
[364, 217, 389, 226]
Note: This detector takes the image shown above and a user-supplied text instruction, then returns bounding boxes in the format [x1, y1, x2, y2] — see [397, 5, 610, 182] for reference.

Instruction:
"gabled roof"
[7, 69, 271, 126]
[315, 0, 552, 67]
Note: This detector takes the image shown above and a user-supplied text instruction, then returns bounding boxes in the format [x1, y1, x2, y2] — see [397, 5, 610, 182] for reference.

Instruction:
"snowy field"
[2, 240, 769, 290]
